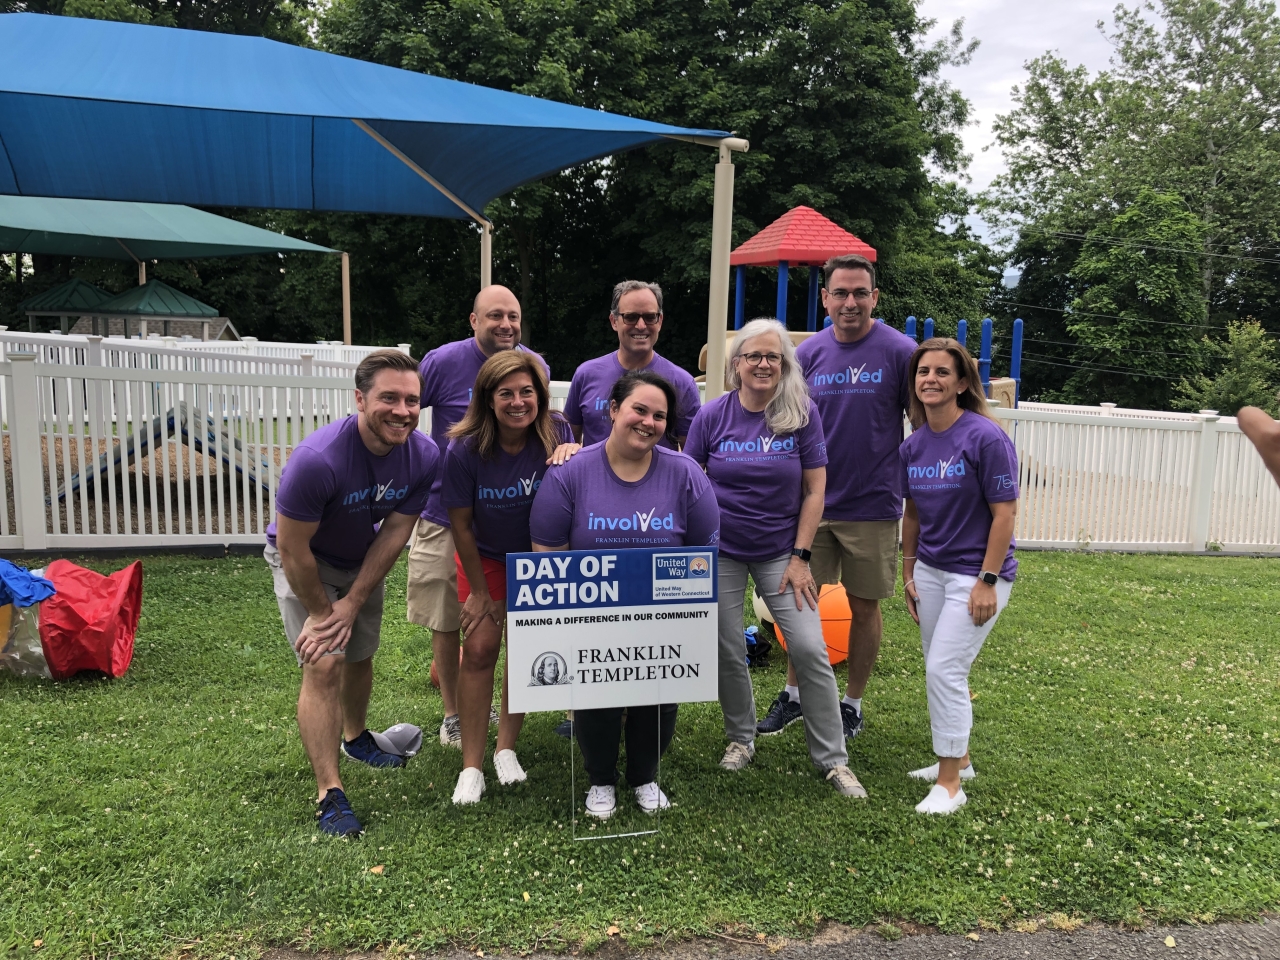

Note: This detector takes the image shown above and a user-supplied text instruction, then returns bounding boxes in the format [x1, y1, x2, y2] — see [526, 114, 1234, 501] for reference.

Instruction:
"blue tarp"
[0, 559, 55, 608]
[0, 13, 727, 219]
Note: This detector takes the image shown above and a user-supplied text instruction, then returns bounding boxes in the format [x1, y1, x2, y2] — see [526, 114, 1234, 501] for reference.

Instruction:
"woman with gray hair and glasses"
[684, 318, 866, 797]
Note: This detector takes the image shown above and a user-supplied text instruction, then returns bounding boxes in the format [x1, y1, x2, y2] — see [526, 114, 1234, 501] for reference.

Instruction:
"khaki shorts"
[264, 544, 384, 665]
[810, 518, 900, 600]
[406, 518, 461, 632]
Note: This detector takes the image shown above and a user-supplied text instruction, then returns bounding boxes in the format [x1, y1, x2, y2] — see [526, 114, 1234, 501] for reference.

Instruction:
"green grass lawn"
[3, 551, 1279, 959]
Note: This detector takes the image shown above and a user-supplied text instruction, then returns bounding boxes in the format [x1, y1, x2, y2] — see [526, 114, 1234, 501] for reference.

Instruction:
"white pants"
[915, 560, 1013, 758]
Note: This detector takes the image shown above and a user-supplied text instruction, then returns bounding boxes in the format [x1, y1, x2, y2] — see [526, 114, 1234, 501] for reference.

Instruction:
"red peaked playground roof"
[729, 205, 877, 267]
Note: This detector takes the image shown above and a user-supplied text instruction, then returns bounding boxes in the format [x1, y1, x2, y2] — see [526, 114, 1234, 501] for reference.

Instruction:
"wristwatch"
[978, 571, 999, 585]
[792, 548, 812, 563]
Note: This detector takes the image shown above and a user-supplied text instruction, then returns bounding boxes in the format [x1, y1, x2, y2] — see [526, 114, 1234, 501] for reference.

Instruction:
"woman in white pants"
[899, 337, 1019, 815]
[684, 318, 864, 797]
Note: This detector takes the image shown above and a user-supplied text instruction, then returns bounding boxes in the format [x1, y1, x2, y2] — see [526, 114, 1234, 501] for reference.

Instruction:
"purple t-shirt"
[418, 338, 550, 526]
[899, 410, 1019, 580]
[562, 351, 702, 447]
[266, 415, 439, 570]
[441, 417, 574, 560]
[530, 443, 720, 550]
[795, 323, 916, 521]
[684, 392, 827, 562]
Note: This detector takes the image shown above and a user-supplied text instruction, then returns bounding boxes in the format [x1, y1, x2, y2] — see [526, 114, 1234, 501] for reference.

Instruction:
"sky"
[919, 0, 1121, 249]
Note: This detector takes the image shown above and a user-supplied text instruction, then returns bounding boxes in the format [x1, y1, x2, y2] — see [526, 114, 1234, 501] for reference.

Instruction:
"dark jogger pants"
[575, 703, 678, 787]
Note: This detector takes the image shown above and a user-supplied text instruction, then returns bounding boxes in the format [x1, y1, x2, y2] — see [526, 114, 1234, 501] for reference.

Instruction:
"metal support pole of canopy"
[696, 136, 749, 400]
[341, 252, 352, 346]
[481, 223, 493, 289]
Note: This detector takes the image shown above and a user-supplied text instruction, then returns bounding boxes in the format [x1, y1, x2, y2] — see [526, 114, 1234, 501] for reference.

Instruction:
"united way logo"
[529, 651, 572, 686]
[652, 552, 715, 599]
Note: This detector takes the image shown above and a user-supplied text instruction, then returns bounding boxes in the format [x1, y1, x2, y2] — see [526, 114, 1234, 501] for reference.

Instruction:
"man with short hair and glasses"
[406, 285, 550, 750]
[756, 254, 916, 748]
[562, 280, 702, 447]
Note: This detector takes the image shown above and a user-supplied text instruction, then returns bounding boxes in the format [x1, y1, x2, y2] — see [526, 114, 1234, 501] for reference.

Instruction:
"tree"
[318, 0, 993, 370]
[1062, 189, 1208, 408]
[1176, 319, 1280, 414]
[985, 0, 1280, 406]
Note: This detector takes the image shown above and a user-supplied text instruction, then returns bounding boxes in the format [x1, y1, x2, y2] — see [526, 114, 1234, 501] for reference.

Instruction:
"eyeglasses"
[736, 351, 783, 367]
[616, 312, 662, 326]
[825, 289, 875, 302]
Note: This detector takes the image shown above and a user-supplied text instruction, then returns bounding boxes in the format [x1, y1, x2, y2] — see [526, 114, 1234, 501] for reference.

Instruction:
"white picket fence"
[994, 406, 1277, 552]
[0, 345, 1276, 554]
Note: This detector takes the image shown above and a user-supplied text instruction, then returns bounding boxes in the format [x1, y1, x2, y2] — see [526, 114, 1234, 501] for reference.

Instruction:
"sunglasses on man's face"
[615, 312, 662, 326]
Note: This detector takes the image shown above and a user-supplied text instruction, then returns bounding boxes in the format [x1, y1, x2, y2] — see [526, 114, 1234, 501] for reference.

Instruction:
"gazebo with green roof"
[18, 277, 113, 332]
[77, 279, 237, 341]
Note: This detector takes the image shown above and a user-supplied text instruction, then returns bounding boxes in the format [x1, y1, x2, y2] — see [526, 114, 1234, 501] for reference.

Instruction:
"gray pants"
[717, 553, 847, 771]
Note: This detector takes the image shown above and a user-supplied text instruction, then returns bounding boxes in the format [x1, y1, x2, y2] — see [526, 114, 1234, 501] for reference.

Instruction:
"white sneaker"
[439, 714, 461, 748]
[719, 741, 755, 771]
[915, 784, 967, 815]
[585, 784, 616, 819]
[451, 766, 485, 805]
[825, 765, 868, 798]
[909, 762, 975, 781]
[633, 781, 671, 813]
[494, 748, 527, 785]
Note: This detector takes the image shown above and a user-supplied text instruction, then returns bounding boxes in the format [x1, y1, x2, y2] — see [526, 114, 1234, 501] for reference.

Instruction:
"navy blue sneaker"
[841, 702, 865, 740]
[316, 787, 363, 837]
[341, 730, 406, 768]
[756, 690, 803, 735]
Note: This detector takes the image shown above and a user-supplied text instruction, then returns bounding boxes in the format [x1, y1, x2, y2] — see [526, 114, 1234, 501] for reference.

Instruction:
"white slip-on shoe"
[633, 781, 671, 813]
[825, 765, 868, 798]
[915, 784, 967, 815]
[494, 748, 527, 785]
[719, 741, 755, 771]
[451, 766, 485, 805]
[909, 762, 975, 781]
[585, 784, 616, 819]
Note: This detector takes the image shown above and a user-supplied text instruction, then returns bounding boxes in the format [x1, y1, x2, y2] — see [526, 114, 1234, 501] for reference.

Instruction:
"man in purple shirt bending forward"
[265, 349, 439, 837]
[756, 254, 915, 744]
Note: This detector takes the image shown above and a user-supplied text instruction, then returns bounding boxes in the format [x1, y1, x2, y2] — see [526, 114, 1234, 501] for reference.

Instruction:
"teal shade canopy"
[93, 280, 219, 319]
[0, 195, 334, 260]
[18, 277, 113, 314]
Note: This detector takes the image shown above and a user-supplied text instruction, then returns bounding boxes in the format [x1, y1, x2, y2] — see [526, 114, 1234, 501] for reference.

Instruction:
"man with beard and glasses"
[265, 349, 439, 837]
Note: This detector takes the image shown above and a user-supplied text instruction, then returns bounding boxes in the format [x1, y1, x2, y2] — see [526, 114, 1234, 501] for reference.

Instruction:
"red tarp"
[37, 560, 143, 679]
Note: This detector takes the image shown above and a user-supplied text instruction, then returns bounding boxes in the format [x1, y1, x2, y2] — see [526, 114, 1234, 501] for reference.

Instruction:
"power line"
[991, 299, 1224, 331]
[1018, 355, 1181, 381]
[1020, 227, 1280, 266]
[1021, 335, 1205, 359]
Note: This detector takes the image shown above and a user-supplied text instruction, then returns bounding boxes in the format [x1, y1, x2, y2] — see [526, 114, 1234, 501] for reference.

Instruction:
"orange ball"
[429, 646, 464, 689]
[773, 584, 851, 666]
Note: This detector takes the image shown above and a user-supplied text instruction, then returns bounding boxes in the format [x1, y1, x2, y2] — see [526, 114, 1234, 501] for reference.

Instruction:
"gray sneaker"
[439, 714, 461, 748]
[719, 741, 756, 771]
[825, 765, 867, 798]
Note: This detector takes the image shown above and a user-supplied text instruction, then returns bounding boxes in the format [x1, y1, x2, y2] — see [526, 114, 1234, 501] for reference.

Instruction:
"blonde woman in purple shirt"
[899, 338, 1019, 815]
[685, 319, 865, 798]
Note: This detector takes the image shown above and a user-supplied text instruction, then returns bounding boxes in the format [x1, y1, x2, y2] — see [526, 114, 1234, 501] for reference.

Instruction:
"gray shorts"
[264, 544, 384, 665]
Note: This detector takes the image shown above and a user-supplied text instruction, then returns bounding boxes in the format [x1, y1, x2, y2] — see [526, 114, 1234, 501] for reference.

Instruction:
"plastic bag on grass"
[0, 560, 57, 678]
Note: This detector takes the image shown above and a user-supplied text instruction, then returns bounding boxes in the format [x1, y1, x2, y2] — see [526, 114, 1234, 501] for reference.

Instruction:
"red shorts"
[456, 554, 508, 604]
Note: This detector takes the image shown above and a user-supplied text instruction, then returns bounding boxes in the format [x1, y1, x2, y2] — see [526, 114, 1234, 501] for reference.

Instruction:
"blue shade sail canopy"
[0, 13, 728, 220]
[0, 195, 334, 259]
